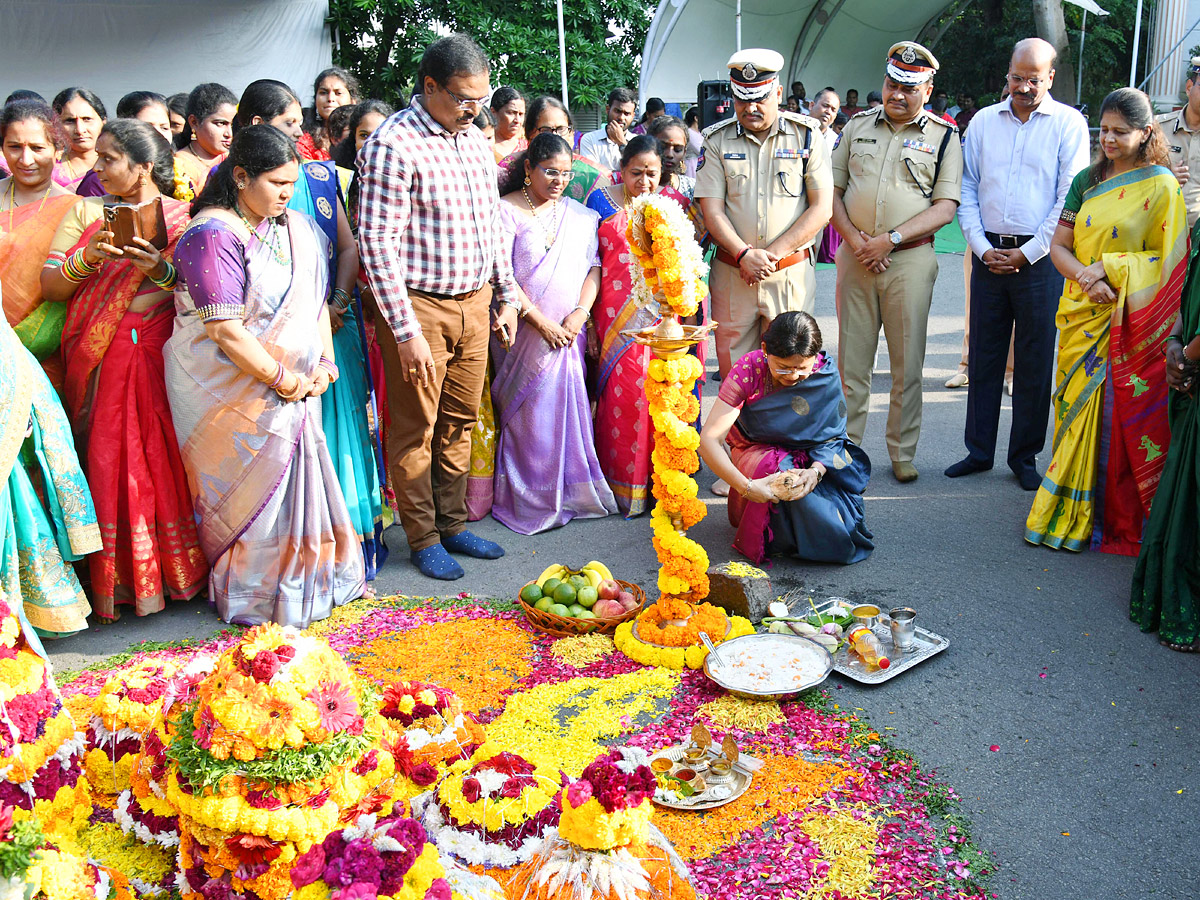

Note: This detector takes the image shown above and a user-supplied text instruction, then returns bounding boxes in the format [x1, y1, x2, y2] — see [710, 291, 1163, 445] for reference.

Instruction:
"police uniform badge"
[696, 147, 705, 171]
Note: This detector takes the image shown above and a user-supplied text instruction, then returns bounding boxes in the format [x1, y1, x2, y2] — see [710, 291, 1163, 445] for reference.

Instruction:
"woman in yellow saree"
[1026, 89, 1189, 555]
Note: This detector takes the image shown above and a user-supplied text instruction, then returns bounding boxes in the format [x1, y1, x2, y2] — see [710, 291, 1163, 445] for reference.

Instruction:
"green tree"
[925, 0, 1154, 119]
[328, 0, 654, 109]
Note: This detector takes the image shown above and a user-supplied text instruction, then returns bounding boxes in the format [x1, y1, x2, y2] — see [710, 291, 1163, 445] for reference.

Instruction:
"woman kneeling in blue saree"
[700, 311, 873, 565]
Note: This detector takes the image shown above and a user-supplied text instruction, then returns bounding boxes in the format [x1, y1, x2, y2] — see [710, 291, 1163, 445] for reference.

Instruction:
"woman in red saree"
[41, 119, 206, 621]
[0, 101, 81, 385]
[586, 135, 694, 516]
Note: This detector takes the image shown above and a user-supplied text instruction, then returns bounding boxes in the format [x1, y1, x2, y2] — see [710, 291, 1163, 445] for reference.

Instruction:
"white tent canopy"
[0, 0, 331, 113]
[640, 0, 956, 109]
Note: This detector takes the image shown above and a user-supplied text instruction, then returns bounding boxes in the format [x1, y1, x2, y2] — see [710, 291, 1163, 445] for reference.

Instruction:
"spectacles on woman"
[535, 124, 572, 137]
[442, 85, 491, 110]
[536, 165, 571, 180]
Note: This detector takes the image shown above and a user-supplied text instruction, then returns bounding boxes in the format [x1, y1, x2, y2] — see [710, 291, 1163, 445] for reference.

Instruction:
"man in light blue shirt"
[945, 37, 1090, 490]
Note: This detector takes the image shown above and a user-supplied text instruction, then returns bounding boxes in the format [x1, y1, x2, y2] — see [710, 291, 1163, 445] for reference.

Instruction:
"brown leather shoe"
[891, 461, 919, 483]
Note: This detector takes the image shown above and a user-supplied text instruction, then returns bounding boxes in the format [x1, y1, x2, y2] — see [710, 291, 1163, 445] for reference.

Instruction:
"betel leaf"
[166, 690, 377, 792]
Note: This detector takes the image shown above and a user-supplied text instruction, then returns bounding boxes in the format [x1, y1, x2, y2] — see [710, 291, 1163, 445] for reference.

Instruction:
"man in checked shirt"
[357, 34, 520, 581]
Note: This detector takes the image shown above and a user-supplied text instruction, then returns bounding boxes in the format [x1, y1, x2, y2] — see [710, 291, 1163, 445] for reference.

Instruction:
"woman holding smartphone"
[40, 119, 206, 623]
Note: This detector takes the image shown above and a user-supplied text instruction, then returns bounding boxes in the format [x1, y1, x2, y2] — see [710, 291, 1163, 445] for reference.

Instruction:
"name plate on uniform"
[852, 137, 876, 144]
[774, 148, 809, 159]
[902, 138, 935, 154]
[723, 152, 747, 160]
[1172, 145, 1184, 153]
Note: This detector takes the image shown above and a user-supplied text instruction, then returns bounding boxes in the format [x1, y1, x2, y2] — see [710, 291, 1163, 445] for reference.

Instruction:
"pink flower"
[411, 763, 438, 787]
[308, 681, 361, 732]
[333, 883, 378, 900]
[461, 777, 482, 803]
[426, 878, 452, 900]
[566, 780, 593, 807]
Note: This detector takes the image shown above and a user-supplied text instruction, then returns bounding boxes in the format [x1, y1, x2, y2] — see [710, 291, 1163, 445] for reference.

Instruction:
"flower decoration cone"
[413, 740, 562, 874]
[380, 680, 486, 800]
[0, 594, 90, 846]
[84, 658, 184, 797]
[617, 194, 752, 670]
[164, 624, 406, 900]
[286, 811, 505, 900]
[510, 748, 697, 900]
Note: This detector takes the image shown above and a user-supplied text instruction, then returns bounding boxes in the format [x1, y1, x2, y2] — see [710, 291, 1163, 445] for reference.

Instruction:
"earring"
[524, 176, 531, 186]
[237, 182, 246, 189]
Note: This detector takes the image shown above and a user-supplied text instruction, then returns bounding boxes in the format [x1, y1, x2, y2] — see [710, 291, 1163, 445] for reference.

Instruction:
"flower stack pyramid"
[0, 594, 90, 846]
[414, 741, 561, 874]
[114, 655, 214, 873]
[618, 194, 752, 669]
[288, 811, 507, 900]
[509, 747, 696, 900]
[380, 680, 486, 799]
[84, 658, 183, 797]
[165, 624, 404, 900]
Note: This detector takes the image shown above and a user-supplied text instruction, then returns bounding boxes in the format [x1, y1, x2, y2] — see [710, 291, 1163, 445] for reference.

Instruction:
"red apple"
[617, 592, 640, 612]
[594, 599, 623, 618]
[598, 579, 621, 601]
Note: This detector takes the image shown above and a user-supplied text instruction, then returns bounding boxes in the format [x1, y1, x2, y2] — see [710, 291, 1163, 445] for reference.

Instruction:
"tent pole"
[736, 0, 742, 51]
[1130, 0, 1144, 86]
[1076, 10, 1086, 103]
[557, 0, 569, 108]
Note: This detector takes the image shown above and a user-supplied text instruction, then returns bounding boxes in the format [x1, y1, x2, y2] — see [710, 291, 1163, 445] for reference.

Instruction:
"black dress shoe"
[1014, 468, 1041, 491]
[944, 457, 992, 478]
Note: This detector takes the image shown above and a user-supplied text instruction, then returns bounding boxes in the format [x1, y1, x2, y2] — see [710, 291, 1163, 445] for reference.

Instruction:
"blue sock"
[442, 529, 505, 560]
[411, 544, 465, 580]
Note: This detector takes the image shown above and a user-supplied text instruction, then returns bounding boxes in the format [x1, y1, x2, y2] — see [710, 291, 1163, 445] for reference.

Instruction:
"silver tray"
[702, 632, 834, 700]
[648, 745, 753, 811]
[811, 598, 949, 684]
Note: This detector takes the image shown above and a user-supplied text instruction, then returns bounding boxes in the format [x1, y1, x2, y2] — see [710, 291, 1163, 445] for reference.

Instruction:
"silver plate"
[702, 632, 834, 700]
[812, 598, 949, 684]
[648, 746, 753, 811]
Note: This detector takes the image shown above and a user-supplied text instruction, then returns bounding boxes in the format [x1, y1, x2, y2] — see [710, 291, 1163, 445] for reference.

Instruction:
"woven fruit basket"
[517, 579, 646, 637]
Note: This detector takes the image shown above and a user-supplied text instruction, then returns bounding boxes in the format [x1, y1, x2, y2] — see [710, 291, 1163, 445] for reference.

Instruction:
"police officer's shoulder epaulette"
[1156, 109, 1182, 126]
[850, 107, 880, 120]
[921, 110, 959, 135]
[779, 110, 820, 131]
[701, 117, 738, 138]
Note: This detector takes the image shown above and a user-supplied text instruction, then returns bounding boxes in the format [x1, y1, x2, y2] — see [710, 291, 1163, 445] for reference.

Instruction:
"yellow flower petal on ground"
[695, 695, 786, 733]
[487, 670, 680, 775]
[548, 633, 617, 668]
[350, 619, 532, 714]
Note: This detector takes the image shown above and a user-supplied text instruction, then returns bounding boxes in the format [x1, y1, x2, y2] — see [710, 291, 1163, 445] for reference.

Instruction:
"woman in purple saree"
[488, 134, 616, 533]
[163, 126, 364, 627]
[700, 312, 873, 565]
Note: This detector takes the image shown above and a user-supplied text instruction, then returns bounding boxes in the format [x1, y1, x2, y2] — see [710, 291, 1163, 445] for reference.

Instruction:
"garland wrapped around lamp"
[615, 194, 753, 670]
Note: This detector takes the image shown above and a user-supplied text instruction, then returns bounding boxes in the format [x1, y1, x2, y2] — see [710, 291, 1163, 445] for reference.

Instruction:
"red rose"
[274, 644, 296, 663]
[250, 652, 281, 682]
[411, 763, 438, 787]
[461, 777, 482, 803]
[500, 778, 523, 798]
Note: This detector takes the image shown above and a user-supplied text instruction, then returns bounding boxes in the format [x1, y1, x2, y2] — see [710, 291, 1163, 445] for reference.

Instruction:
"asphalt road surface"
[48, 254, 1199, 900]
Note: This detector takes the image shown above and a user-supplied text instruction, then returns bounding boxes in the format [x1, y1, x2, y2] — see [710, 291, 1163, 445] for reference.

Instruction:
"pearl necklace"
[522, 186, 561, 247]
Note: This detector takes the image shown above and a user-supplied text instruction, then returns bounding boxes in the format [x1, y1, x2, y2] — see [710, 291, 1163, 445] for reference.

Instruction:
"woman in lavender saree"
[163, 127, 364, 627]
[489, 134, 616, 533]
[699, 312, 872, 565]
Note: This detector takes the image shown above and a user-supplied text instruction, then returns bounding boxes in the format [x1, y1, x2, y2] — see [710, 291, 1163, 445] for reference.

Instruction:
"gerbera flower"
[255, 695, 297, 748]
[308, 681, 360, 733]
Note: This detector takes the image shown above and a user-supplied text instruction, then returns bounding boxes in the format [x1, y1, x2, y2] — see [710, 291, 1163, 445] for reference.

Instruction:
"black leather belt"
[985, 231, 1035, 249]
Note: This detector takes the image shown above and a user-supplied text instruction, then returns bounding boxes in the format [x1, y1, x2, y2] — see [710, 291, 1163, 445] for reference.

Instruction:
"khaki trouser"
[710, 255, 816, 377]
[835, 241, 937, 463]
[375, 286, 490, 551]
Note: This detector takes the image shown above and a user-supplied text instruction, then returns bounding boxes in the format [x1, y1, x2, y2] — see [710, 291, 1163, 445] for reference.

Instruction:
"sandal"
[1160, 638, 1200, 653]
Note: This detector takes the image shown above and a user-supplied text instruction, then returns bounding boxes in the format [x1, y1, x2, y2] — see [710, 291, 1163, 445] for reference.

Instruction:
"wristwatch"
[888, 230, 903, 246]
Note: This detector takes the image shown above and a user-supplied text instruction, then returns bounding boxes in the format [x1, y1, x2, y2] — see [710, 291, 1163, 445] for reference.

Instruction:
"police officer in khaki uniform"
[696, 49, 833, 378]
[1158, 56, 1200, 227]
[832, 41, 962, 483]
